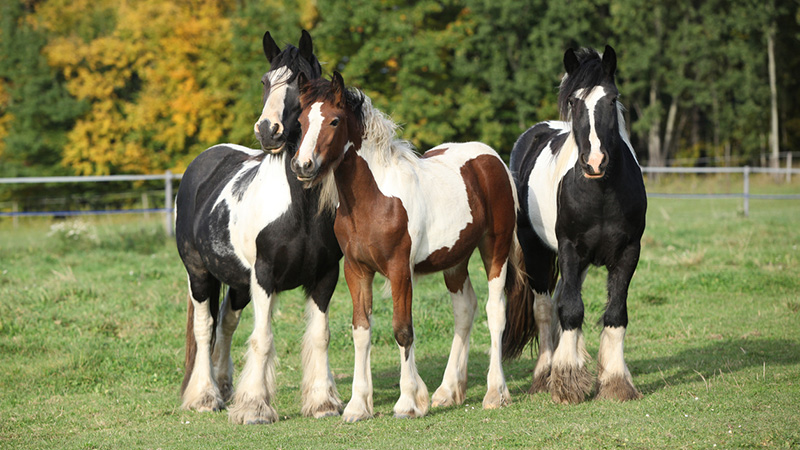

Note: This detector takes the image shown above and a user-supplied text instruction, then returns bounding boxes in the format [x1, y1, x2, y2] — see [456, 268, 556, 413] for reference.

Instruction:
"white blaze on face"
[582, 86, 608, 174]
[296, 102, 325, 167]
[254, 67, 294, 137]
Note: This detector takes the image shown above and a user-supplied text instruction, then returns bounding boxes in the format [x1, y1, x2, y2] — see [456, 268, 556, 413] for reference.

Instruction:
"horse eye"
[330, 118, 340, 127]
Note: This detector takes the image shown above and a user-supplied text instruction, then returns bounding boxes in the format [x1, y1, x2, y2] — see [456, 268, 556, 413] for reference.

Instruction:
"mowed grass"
[1, 197, 799, 449]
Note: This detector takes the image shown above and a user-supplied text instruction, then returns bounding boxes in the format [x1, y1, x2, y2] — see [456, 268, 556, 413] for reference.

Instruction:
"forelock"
[558, 48, 612, 119]
[300, 78, 365, 123]
[268, 45, 322, 83]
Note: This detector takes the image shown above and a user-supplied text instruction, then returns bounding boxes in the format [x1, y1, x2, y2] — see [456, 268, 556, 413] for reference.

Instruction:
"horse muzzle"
[581, 151, 607, 179]
[256, 120, 286, 154]
[290, 157, 319, 186]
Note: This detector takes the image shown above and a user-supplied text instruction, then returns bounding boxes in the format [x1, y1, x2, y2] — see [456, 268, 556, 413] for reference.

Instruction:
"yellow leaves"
[43, 0, 237, 175]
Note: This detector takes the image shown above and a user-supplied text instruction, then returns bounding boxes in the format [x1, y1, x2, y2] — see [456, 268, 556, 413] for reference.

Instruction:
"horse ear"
[602, 45, 617, 78]
[298, 71, 310, 95]
[263, 31, 280, 63]
[299, 30, 313, 62]
[564, 48, 579, 75]
[332, 71, 346, 108]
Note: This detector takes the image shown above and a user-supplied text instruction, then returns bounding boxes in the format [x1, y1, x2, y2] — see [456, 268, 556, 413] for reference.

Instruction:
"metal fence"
[0, 171, 181, 235]
[641, 166, 800, 217]
[1, 167, 798, 234]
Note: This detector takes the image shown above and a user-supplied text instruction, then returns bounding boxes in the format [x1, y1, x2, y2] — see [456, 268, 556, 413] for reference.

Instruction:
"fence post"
[743, 166, 750, 218]
[787, 153, 793, 184]
[164, 170, 174, 236]
[12, 201, 18, 229]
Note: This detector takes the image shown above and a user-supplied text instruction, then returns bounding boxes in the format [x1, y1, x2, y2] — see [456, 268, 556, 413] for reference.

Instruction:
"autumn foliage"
[1, 0, 799, 178]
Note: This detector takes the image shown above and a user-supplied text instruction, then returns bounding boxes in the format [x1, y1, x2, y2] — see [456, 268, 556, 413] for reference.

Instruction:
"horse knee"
[394, 324, 414, 353]
[558, 298, 584, 331]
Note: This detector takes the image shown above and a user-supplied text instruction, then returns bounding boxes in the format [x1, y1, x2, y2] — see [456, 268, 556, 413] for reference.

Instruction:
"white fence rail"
[1, 167, 798, 234]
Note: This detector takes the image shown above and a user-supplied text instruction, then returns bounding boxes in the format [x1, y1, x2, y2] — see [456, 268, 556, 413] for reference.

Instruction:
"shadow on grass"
[330, 336, 799, 414]
[631, 337, 800, 395]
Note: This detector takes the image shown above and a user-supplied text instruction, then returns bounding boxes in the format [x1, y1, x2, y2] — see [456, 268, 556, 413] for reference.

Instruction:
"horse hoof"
[181, 391, 225, 413]
[596, 375, 643, 402]
[313, 409, 341, 419]
[228, 396, 278, 425]
[528, 371, 550, 394]
[548, 364, 593, 405]
[431, 385, 463, 408]
[342, 414, 370, 423]
[482, 387, 511, 409]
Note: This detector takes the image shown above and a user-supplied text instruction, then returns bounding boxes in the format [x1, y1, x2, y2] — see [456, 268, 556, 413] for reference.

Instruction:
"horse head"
[561, 45, 620, 179]
[254, 30, 322, 154]
[292, 71, 364, 187]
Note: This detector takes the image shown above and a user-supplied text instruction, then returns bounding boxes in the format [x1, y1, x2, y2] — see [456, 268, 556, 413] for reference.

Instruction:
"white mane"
[356, 93, 419, 169]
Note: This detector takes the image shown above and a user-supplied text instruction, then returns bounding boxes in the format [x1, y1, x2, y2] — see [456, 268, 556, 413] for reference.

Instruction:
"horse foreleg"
[432, 264, 476, 408]
[549, 252, 592, 404]
[300, 286, 343, 418]
[342, 261, 375, 423]
[212, 289, 243, 403]
[391, 270, 429, 419]
[483, 266, 511, 409]
[228, 272, 278, 425]
[596, 244, 643, 401]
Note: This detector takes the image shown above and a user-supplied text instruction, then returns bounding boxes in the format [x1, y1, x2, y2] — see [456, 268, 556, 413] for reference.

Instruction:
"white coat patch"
[526, 122, 577, 250]
[360, 142, 501, 265]
[296, 102, 324, 166]
[213, 149, 292, 269]
[254, 67, 294, 137]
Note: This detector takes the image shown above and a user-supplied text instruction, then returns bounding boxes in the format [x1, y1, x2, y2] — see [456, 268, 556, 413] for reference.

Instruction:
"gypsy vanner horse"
[503, 46, 647, 404]
[176, 30, 343, 424]
[290, 72, 533, 422]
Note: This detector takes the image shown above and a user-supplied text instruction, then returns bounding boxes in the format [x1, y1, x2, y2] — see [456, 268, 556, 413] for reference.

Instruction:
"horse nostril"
[271, 123, 280, 137]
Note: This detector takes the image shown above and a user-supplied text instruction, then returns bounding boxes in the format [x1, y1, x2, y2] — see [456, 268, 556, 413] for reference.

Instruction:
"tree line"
[1, 0, 798, 193]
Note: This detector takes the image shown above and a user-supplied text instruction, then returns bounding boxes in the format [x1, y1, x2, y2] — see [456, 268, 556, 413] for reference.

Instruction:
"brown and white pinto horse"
[290, 72, 533, 422]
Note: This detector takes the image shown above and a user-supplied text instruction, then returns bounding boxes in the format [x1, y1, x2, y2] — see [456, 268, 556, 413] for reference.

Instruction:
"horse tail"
[180, 294, 197, 397]
[502, 232, 537, 360]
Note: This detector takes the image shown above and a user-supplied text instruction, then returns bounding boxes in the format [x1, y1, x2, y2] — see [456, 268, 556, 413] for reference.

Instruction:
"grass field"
[1, 196, 799, 449]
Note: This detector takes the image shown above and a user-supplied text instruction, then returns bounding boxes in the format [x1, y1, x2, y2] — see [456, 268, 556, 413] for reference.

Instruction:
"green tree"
[0, 1, 85, 179]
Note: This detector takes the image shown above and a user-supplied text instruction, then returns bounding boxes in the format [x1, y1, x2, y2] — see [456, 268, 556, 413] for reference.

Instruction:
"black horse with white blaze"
[503, 46, 647, 404]
[176, 30, 343, 424]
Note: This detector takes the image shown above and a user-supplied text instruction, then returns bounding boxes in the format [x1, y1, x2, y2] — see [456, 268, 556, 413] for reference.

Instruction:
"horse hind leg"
[432, 261, 477, 408]
[181, 275, 226, 412]
[300, 269, 344, 418]
[482, 261, 511, 409]
[212, 288, 244, 403]
[530, 286, 561, 394]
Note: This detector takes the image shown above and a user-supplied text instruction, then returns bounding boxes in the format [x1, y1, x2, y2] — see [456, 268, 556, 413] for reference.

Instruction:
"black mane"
[558, 48, 609, 120]
[270, 45, 322, 84]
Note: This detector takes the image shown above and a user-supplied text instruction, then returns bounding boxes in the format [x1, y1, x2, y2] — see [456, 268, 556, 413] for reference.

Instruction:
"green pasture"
[1, 196, 799, 449]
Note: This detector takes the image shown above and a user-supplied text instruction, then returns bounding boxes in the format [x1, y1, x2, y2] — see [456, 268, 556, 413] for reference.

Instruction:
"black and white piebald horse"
[503, 46, 647, 404]
[176, 30, 343, 424]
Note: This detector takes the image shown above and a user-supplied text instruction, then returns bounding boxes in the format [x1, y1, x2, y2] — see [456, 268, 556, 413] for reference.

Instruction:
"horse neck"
[331, 141, 383, 217]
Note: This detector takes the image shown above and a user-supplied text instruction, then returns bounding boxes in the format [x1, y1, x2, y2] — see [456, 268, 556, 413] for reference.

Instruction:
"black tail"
[502, 235, 537, 360]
